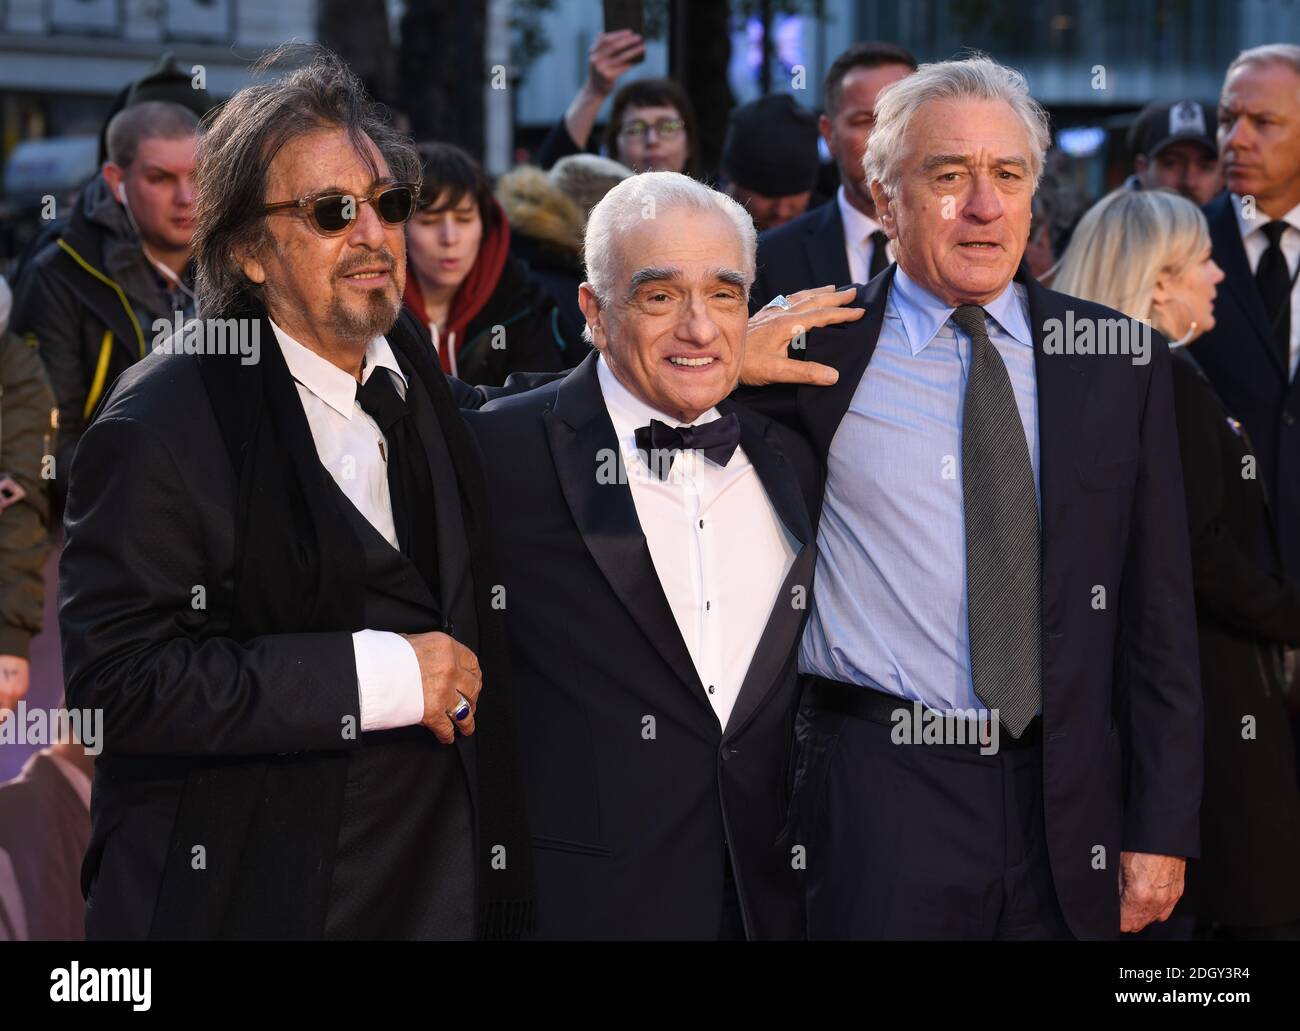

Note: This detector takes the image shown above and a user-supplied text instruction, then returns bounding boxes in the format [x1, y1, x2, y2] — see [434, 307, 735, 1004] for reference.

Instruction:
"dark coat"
[0, 330, 54, 658]
[447, 254, 569, 387]
[1170, 347, 1300, 927]
[1190, 192, 1300, 581]
[464, 353, 823, 939]
[58, 311, 508, 939]
[10, 176, 194, 495]
[751, 199, 851, 314]
[737, 265, 1204, 941]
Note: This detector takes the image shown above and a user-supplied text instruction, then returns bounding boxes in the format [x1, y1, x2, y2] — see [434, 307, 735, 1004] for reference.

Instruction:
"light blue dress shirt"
[799, 265, 1039, 713]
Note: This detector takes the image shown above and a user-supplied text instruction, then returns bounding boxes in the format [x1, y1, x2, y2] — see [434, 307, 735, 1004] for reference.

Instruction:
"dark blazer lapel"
[393, 345, 474, 621]
[387, 309, 495, 626]
[796, 265, 894, 457]
[1206, 192, 1283, 376]
[545, 354, 709, 704]
[1026, 274, 1090, 643]
[718, 402, 814, 739]
[804, 200, 851, 288]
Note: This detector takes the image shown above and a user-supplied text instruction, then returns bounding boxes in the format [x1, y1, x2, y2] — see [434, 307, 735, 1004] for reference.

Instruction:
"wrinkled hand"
[1119, 851, 1185, 933]
[0, 655, 29, 724]
[741, 285, 864, 387]
[586, 29, 645, 95]
[402, 632, 482, 744]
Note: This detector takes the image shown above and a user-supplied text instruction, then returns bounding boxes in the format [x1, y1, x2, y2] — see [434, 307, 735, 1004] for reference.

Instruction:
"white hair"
[1226, 43, 1300, 81]
[582, 171, 757, 313]
[863, 54, 1051, 198]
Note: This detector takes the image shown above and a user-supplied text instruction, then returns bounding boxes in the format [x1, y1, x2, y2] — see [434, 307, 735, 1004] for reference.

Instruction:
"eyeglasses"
[619, 118, 685, 140]
[262, 181, 420, 236]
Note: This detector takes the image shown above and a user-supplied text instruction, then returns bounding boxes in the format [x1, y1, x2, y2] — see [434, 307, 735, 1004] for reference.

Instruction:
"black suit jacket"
[463, 353, 822, 939]
[751, 200, 851, 314]
[739, 266, 1204, 941]
[59, 334, 487, 939]
[1190, 192, 1300, 581]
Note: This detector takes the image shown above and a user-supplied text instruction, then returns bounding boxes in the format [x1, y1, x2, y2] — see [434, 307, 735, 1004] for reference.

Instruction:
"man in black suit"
[738, 56, 1202, 939]
[465, 172, 822, 939]
[57, 52, 533, 939]
[1191, 45, 1300, 584]
[750, 42, 916, 312]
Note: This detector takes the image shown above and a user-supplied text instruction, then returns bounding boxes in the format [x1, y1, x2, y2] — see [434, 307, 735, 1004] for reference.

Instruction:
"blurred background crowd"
[1, 0, 1300, 941]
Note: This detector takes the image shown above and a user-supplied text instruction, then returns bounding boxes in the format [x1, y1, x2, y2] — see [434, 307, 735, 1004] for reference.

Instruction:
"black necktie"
[633, 413, 741, 480]
[950, 305, 1041, 739]
[355, 367, 440, 596]
[1256, 220, 1293, 371]
[867, 229, 890, 280]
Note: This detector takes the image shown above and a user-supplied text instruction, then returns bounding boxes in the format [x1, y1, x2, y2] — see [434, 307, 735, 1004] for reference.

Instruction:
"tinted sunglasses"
[262, 181, 419, 236]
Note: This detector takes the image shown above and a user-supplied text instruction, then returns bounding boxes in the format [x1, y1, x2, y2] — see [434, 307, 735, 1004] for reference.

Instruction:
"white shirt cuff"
[353, 630, 424, 731]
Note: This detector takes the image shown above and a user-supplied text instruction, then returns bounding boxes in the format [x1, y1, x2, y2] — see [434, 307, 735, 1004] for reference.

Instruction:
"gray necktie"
[951, 304, 1041, 738]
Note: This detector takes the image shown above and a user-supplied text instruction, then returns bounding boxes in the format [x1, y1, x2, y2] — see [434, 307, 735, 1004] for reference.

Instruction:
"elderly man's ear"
[237, 242, 268, 286]
[869, 180, 896, 238]
[578, 282, 607, 350]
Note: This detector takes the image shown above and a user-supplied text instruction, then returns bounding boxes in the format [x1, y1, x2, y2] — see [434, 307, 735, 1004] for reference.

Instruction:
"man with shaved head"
[464, 171, 826, 939]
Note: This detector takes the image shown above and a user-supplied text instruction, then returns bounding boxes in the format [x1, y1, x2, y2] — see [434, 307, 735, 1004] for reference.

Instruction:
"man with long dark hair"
[58, 47, 533, 940]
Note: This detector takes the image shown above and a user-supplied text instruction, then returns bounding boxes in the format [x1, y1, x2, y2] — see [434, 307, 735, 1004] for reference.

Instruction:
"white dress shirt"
[597, 356, 797, 729]
[270, 320, 424, 733]
[838, 184, 891, 285]
[1234, 194, 1300, 380]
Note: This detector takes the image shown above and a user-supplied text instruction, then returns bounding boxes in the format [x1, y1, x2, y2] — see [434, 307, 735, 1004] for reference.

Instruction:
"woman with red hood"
[404, 143, 573, 385]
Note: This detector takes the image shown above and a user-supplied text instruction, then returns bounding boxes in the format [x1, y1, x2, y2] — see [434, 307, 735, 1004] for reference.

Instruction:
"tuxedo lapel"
[545, 355, 709, 706]
[804, 200, 851, 289]
[1206, 193, 1283, 377]
[718, 402, 814, 739]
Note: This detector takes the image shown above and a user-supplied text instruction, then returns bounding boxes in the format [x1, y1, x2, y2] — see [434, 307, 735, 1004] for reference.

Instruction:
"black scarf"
[171, 294, 533, 939]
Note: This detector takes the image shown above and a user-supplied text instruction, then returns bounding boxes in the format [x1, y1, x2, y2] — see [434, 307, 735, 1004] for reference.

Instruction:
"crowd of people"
[0, 31, 1298, 942]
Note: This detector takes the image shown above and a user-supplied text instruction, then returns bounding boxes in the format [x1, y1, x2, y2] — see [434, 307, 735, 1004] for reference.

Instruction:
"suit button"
[721, 747, 737, 761]
[1284, 411, 1297, 426]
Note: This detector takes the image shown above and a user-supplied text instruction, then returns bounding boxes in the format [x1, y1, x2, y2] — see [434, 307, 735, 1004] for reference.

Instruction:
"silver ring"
[764, 294, 792, 311]
[449, 693, 471, 722]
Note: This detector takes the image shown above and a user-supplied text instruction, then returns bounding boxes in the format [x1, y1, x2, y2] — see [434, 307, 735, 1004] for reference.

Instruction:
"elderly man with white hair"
[463, 172, 826, 939]
[738, 54, 1203, 940]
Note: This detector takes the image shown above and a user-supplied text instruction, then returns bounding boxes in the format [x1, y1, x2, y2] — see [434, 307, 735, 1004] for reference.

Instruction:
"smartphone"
[603, 0, 646, 62]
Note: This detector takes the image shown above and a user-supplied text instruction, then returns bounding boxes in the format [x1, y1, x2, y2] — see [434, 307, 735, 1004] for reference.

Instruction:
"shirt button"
[698, 519, 704, 529]
[708, 684, 716, 694]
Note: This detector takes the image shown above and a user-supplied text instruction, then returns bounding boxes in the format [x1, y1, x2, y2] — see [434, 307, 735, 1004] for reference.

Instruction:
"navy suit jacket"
[738, 265, 1204, 940]
[751, 200, 851, 314]
[1189, 192, 1300, 580]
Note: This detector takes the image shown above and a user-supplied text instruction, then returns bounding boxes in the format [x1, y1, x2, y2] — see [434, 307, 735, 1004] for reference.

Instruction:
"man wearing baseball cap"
[721, 94, 822, 233]
[1124, 99, 1224, 206]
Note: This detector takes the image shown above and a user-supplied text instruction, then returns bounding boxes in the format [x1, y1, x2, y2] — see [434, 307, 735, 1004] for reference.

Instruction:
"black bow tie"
[633, 413, 741, 479]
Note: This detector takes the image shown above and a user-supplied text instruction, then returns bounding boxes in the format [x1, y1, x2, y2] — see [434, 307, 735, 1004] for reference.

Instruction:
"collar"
[1233, 193, 1300, 242]
[888, 263, 1033, 355]
[836, 184, 883, 245]
[270, 318, 408, 420]
[596, 353, 721, 458]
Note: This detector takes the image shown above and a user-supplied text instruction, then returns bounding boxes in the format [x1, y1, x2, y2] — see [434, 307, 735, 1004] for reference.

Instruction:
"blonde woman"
[1057, 189, 1300, 940]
